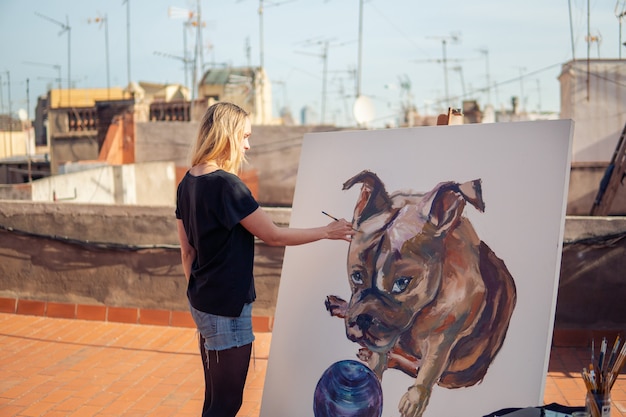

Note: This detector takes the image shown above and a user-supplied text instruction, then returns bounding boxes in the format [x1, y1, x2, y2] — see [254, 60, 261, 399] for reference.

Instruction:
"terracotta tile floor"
[1, 313, 624, 417]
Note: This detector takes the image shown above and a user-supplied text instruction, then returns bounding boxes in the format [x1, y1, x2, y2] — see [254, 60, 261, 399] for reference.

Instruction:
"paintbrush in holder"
[581, 335, 626, 417]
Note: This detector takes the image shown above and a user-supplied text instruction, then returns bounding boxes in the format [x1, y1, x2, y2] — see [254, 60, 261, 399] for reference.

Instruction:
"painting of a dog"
[326, 170, 517, 417]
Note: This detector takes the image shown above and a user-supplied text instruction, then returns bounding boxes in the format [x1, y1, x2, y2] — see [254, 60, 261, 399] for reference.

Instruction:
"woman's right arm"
[240, 207, 354, 247]
[177, 219, 196, 282]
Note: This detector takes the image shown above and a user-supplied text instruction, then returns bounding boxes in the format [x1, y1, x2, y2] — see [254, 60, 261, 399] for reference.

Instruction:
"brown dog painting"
[325, 170, 517, 417]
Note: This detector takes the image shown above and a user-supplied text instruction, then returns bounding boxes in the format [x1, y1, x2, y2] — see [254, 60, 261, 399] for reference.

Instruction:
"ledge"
[0, 297, 274, 333]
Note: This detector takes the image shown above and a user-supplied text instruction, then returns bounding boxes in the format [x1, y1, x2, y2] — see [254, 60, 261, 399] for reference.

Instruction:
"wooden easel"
[590, 120, 626, 215]
[436, 107, 464, 126]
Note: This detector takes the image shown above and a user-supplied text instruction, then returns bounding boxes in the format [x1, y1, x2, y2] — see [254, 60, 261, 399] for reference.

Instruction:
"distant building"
[129, 81, 190, 122]
[0, 112, 46, 186]
[129, 81, 191, 123]
[462, 100, 483, 124]
[493, 96, 559, 123]
[0, 114, 30, 158]
[197, 66, 278, 125]
[26, 83, 198, 176]
[397, 98, 558, 128]
[300, 105, 318, 126]
[38, 88, 133, 174]
[559, 59, 626, 162]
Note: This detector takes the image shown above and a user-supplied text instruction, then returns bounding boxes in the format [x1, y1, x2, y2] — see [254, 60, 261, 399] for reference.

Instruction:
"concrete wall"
[0, 201, 624, 330]
[30, 161, 176, 206]
[0, 202, 290, 318]
[134, 121, 626, 212]
[2, 121, 625, 215]
[5, 119, 620, 211]
[558, 216, 626, 329]
[135, 121, 196, 168]
[559, 60, 626, 163]
[0, 130, 31, 159]
[135, 122, 344, 205]
[50, 134, 99, 175]
[567, 162, 626, 216]
[0, 184, 31, 200]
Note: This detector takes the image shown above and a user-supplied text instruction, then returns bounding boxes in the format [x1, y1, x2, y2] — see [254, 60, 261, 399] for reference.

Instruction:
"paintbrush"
[606, 335, 620, 371]
[608, 341, 626, 390]
[598, 337, 607, 375]
[321, 211, 357, 231]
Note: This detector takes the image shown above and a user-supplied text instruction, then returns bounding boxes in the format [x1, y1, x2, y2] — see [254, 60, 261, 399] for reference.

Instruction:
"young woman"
[175, 102, 353, 417]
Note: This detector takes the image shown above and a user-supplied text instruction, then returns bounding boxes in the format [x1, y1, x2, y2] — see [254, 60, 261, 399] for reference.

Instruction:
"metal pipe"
[357, 0, 363, 98]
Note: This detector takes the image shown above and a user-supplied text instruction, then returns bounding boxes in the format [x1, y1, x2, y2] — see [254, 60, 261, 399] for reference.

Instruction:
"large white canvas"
[260, 120, 574, 417]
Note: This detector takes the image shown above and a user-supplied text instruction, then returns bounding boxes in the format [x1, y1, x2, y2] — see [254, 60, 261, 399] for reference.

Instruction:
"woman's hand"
[241, 208, 354, 246]
[325, 219, 355, 242]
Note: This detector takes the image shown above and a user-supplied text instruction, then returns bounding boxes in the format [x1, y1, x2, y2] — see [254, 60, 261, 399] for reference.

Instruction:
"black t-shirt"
[176, 170, 259, 317]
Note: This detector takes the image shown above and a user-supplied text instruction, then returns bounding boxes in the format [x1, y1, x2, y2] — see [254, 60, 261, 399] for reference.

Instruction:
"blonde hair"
[191, 102, 250, 174]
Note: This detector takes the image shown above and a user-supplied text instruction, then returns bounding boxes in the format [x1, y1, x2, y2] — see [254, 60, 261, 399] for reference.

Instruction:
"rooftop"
[1, 313, 625, 417]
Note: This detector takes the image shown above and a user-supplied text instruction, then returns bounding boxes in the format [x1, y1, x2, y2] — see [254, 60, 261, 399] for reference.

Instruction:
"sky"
[0, 0, 624, 127]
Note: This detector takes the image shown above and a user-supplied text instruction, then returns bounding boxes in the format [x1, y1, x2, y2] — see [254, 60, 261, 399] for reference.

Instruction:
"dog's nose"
[355, 314, 373, 331]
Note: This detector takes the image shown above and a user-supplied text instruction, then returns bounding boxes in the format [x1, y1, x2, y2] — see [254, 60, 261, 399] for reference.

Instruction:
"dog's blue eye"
[392, 276, 412, 294]
[350, 271, 364, 285]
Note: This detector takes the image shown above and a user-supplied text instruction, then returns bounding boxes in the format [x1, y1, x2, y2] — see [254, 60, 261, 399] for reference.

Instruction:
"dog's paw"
[357, 347, 373, 362]
[357, 348, 387, 379]
[398, 385, 430, 417]
[324, 295, 347, 318]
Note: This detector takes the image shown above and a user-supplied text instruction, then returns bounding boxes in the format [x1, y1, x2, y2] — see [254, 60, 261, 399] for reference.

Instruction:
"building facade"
[197, 66, 277, 125]
[559, 59, 626, 162]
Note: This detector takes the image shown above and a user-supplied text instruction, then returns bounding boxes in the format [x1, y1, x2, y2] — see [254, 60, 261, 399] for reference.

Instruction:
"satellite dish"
[17, 109, 28, 121]
[353, 95, 375, 125]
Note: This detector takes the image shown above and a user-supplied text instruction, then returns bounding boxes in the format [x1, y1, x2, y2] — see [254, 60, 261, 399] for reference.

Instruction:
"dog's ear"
[423, 179, 484, 237]
[458, 179, 485, 212]
[343, 170, 392, 226]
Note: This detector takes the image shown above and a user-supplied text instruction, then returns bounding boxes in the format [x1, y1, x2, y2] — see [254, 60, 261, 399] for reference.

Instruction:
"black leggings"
[199, 334, 252, 417]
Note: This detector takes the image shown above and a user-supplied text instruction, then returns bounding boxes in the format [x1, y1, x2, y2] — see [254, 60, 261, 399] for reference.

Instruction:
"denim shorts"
[189, 302, 255, 351]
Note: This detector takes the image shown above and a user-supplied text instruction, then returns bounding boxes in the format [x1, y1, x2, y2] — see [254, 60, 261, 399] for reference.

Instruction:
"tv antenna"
[356, 0, 364, 98]
[87, 13, 110, 99]
[168, 5, 203, 95]
[295, 38, 354, 124]
[425, 33, 461, 109]
[153, 51, 193, 89]
[477, 48, 492, 106]
[123, 0, 131, 86]
[450, 66, 466, 100]
[23, 61, 62, 91]
[35, 12, 71, 106]
[616, 1, 626, 58]
[585, 31, 603, 57]
[168, 1, 209, 117]
[257, 0, 295, 123]
[514, 66, 527, 112]
[257, 0, 295, 69]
